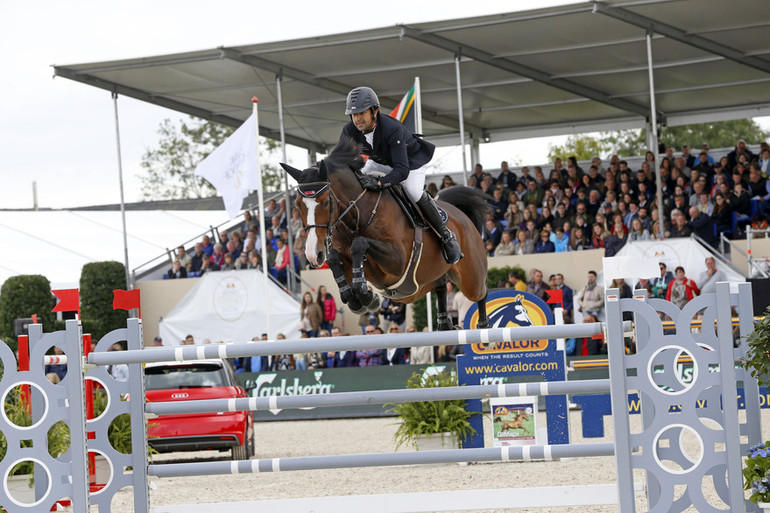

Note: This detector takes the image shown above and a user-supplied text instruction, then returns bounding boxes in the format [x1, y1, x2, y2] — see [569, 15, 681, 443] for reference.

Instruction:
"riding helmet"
[345, 86, 379, 115]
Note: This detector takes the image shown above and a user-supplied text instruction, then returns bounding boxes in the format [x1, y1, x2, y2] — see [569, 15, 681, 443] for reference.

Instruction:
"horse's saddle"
[387, 185, 448, 230]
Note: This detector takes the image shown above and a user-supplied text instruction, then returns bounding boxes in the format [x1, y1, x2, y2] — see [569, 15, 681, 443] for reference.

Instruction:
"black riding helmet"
[345, 86, 379, 115]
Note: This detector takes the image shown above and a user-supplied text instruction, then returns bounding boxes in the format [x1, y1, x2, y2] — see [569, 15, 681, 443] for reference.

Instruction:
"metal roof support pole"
[454, 52, 469, 186]
[470, 134, 480, 170]
[276, 71, 296, 293]
[112, 92, 133, 292]
[646, 32, 665, 239]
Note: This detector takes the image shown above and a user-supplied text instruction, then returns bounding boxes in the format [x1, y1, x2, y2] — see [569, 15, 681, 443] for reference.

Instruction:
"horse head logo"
[487, 295, 534, 328]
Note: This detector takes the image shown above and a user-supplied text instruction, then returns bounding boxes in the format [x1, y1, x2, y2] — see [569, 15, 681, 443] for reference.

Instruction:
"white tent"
[158, 270, 300, 345]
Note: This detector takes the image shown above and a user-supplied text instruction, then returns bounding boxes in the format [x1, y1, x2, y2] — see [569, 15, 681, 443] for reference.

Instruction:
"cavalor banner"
[194, 114, 259, 219]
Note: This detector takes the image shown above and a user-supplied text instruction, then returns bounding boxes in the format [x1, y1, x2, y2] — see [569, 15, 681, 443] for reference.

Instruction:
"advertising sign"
[457, 289, 568, 448]
[490, 397, 538, 447]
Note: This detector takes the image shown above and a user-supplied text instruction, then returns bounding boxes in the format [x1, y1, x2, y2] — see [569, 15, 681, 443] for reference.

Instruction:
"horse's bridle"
[297, 181, 383, 255]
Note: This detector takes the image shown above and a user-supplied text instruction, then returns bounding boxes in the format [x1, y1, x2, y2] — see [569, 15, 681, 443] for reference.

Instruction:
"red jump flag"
[52, 289, 80, 314]
[545, 289, 563, 307]
[113, 289, 141, 318]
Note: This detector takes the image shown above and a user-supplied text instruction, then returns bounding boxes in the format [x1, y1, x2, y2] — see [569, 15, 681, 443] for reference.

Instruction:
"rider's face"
[352, 109, 376, 132]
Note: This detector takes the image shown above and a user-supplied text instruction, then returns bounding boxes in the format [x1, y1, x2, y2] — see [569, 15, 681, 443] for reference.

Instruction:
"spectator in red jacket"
[317, 285, 337, 333]
[666, 266, 700, 309]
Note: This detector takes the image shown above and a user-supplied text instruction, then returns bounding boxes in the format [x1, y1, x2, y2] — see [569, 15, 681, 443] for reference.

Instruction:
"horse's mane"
[325, 136, 365, 174]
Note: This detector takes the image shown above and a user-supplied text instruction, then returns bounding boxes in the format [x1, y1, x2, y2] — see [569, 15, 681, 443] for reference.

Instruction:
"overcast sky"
[1, 1, 767, 211]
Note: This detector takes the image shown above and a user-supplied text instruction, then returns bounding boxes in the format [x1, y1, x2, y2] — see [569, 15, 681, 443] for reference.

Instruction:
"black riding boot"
[416, 192, 463, 264]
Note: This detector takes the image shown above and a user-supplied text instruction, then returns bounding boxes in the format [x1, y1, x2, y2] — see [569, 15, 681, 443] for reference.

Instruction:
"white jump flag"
[194, 113, 259, 219]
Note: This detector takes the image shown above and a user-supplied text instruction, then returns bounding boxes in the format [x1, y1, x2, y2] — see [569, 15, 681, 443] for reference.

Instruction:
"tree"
[140, 117, 284, 200]
[546, 135, 609, 163]
[599, 119, 769, 158]
[0, 275, 56, 350]
[80, 261, 128, 341]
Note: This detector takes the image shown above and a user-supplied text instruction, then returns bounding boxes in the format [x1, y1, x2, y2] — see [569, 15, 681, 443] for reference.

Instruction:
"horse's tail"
[436, 186, 491, 234]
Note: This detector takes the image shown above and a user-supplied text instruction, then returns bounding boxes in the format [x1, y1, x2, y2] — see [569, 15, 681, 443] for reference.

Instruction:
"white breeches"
[361, 160, 426, 202]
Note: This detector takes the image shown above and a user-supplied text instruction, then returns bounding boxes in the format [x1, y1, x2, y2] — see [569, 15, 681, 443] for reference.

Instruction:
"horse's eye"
[322, 199, 330, 208]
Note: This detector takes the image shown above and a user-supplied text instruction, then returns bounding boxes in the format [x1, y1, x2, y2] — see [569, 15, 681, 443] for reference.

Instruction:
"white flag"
[194, 114, 259, 219]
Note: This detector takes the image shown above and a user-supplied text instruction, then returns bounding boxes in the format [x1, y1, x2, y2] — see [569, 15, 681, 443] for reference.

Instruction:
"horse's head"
[281, 162, 331, 266]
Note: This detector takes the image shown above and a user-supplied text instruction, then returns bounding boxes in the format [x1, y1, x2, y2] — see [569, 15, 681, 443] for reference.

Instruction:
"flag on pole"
[52, 289, 79, 314]
[194, 114, 259, 219]
[389, 83, 417, 134]
[114, 288, 141, 318]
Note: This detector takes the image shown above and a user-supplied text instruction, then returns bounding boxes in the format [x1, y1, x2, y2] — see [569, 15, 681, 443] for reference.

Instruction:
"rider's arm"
[378, 124, 411, 187]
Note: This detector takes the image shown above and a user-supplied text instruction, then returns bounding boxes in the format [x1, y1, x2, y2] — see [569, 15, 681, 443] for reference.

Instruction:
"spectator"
[727, 139, 756, 169]
[211, 243, 226, 268]
[527, 268, 549, 301]
[166, 259, 187, 279]
[488, 186, 508, 221]
[688, 206, 716, 246]
[669, 211, 692, 238]
[107, 343, 129, 382]
[569, 226, 592, 251]
[440, 175, 456, 190]
[151, 336, 163, 347]
[553, 273, 574, 323]
[45, 346, 67, 381]
[408, 325, 432, 364]
[247, 251, 262, 270]
[190, 243, 206, 273]
[577, 270, 604, 318]
[221, 253, 236, 271]
[452, 289, 475, 329]
[513, 229, 534, 255]
[551, 227, 570, 252]
[380, 298, 406, 332]
[495, 230, 516, 256]
[575, 314, 603, 355]
[199, 257, 216, 275]
[533, 230, 555, 253]
[271, 237, 290, 284]
[201, 234, 214, 256]
[300, 291, 323, 337]
[482, 219, 504, 248]
[384, 324, 406, 365]
[591, 223, 607, 250]
[175, 245, 192, 271]
[666, 266, 700, 308]
[508, 270, 527, 292]
[498, 161, 517, 191]
[317, 285, 337, 333]
[357, 327, 385, 366]
[711, 193, 733, 238]
[698, 256, 727, 294]
[235, 251, 250, 270]
[269, 333, 294, 371]
[505, 199, 524, 228]
[522, 179, 545, 206]
[628, 217, 650, 241]
[650, 262, 675, 299]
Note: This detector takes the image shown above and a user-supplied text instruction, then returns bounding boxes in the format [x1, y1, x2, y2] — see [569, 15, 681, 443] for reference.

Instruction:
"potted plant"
[387, 369, 476, 451]
[741, 309, 770, 509]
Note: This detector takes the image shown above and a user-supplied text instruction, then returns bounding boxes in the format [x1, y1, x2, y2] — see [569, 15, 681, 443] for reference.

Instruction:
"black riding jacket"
[340, 112, 435, 187]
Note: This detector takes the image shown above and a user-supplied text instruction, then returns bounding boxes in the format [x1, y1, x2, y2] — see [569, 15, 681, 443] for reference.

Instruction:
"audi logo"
[171, 393, 189, 399]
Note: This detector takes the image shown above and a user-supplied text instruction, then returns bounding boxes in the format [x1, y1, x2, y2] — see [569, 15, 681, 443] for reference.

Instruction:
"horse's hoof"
[477, 321, 489, 329]
[349, 304, 368, 315]
[365, 294, 381, 313]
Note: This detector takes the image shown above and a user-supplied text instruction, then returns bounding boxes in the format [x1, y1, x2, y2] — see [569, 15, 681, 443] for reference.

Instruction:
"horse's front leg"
[350, 237, 380, 313]
[327, 248, 365, 315]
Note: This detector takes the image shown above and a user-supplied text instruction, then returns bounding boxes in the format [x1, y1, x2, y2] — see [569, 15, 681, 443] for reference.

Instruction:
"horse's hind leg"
[476, 293, 489, 329]
[433, 277, 454, 331]
[327, 249, 365, 315]
[350, 237, 380, 312]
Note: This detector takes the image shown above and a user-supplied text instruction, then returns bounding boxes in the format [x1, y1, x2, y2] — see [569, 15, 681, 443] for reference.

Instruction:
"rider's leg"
[403, 168, 462, 264]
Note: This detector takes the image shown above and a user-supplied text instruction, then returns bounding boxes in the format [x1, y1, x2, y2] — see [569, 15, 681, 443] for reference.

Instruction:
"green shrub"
[0, 275, 56, 351]
[80, 262, 128, 340]
[486, 265, 526, 290]
[387, 370, 476, 449]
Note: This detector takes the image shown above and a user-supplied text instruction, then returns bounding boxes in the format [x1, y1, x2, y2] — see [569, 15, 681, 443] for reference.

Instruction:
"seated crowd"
[441, 140, 770, 258]
[167, 198, 312, 285]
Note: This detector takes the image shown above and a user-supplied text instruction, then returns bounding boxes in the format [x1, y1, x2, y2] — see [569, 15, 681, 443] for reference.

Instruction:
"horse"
[281, 137, 489, 330]
[494, 413, 531, 434]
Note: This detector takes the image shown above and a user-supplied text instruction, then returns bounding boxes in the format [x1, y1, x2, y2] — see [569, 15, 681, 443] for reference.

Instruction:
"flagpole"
[253, 97, 271, 337]
[111, 93, 132, 292]
[276, 72, 295, 293]
[414, 77, 434, 332]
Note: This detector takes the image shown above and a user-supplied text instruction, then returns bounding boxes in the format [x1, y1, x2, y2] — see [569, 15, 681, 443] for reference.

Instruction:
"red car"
[145, 359, 254, 460]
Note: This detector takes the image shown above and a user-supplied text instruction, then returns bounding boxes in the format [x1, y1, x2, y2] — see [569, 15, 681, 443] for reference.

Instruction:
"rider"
[340, 86, 462, 264]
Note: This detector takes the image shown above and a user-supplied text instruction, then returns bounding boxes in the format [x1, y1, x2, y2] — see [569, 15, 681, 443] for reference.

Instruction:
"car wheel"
[232, 440, 248, 460]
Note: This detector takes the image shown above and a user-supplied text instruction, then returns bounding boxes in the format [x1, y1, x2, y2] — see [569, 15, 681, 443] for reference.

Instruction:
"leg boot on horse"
[327, 249, 365, 315]
[417, 192, 463, 265]
[350, 237, 380, 313]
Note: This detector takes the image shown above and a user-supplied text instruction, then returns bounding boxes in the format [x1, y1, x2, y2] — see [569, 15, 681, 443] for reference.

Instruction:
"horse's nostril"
[317, 252, 324, 263]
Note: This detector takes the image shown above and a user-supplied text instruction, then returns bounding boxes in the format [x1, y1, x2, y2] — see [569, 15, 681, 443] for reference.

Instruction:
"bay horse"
[282, 137, 489, 330]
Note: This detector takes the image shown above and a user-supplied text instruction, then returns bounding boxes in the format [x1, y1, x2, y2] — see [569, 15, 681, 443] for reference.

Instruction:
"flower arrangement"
[744, 442, 770, 506]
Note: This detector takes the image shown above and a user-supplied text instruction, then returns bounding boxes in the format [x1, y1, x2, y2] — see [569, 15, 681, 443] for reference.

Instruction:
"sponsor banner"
[457, 290, 568, 448]
[490, 397, 538, 447]
[234, 364, 451, 421]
